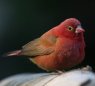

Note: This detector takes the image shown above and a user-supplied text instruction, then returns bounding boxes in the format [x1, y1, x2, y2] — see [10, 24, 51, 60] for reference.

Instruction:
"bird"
[5, 18, 85, 72]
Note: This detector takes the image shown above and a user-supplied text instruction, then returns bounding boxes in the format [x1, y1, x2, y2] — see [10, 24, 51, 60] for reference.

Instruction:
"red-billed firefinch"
[5, 18, 85, 71]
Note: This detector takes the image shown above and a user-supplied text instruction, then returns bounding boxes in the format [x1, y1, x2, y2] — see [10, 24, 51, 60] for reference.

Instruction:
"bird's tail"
[3, 50, 22, 57]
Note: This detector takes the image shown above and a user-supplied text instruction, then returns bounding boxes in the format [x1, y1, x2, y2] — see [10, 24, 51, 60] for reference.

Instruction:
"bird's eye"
[67, 26, 75, 32]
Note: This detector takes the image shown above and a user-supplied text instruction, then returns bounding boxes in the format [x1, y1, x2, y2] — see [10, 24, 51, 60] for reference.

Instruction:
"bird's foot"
[50, 70, 64, 75]
[56, 70, 64, 74]
[81, 65, 92, 71]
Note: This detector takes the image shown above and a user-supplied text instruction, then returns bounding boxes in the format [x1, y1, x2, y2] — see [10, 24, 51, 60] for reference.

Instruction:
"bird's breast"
[30, 38, 85, 71]
[54, 39, 85, 69]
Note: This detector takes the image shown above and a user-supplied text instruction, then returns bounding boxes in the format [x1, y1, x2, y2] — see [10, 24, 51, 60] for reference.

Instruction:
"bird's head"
[54, 18, 85, 40]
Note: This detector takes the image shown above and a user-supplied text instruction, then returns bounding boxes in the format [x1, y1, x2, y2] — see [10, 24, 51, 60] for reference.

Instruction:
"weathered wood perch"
[0, 66, 95, 86]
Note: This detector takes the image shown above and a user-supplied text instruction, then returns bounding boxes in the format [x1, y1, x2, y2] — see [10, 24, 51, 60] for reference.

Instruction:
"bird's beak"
[75, 25, 85, 33]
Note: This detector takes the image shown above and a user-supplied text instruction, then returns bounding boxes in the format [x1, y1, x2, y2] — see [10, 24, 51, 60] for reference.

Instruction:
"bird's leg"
[81, 65, 92, 71]
[56, 70, 65, 74]
[50, 70, 65, 75]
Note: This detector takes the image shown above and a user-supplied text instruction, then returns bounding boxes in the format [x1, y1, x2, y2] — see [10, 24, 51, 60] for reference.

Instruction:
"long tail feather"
[3, 50, 21, 57]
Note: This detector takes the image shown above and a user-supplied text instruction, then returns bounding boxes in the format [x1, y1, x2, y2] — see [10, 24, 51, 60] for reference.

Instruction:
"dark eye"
[67, 26, 75, 32]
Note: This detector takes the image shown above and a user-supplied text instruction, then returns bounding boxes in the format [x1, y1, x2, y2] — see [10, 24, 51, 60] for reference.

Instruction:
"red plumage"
[5, 18, 85, 71]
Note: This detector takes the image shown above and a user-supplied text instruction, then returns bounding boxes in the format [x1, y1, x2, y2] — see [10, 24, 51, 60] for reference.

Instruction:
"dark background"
[0, 0, 95, 80]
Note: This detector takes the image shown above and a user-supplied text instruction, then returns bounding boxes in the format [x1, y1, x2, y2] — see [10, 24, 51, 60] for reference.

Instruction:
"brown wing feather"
[21, 35, 57, 56]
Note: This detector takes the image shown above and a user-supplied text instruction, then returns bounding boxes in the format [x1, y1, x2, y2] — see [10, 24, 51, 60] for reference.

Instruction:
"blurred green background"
[0, 0, 95, 79]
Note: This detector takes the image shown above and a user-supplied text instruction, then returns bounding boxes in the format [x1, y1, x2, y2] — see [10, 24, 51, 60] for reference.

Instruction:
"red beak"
[75, 26, 85, 33]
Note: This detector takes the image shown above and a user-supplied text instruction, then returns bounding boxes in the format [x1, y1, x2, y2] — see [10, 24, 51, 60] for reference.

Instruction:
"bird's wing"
[21, 35, 57, 56]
